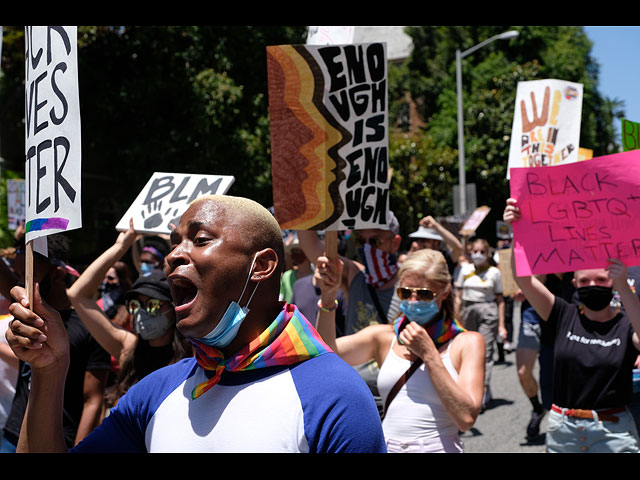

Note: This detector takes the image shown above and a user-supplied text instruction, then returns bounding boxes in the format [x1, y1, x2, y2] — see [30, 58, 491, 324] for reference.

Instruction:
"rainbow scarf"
[190, 303, 333, 399]
[393, 312, 466, 350]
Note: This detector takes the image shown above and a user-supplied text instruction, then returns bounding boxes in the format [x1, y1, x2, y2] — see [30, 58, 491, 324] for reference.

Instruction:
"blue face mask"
[198, 254, 260, 348]
[140, 262, 157, 275]
[399, 299, 440, 326]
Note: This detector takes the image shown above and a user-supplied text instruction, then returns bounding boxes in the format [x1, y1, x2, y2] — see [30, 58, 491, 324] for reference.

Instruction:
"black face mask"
[577, 286, 613, 311]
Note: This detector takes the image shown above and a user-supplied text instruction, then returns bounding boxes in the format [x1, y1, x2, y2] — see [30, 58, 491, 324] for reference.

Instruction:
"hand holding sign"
[23, 26, 82, 309]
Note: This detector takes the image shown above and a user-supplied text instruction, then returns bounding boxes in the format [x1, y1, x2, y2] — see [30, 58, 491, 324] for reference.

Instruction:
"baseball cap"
[125, 271, 173, 302]
[408, 226, 443, 241]
[386, 211, 400, 235]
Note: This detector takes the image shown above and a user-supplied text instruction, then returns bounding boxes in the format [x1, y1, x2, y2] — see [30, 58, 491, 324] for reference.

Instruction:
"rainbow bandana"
[190, 303, 332, 399]
[393, 313, 466, 350]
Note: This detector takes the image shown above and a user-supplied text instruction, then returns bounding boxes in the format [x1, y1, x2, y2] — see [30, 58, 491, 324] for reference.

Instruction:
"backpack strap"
[381, 358, 423, 420]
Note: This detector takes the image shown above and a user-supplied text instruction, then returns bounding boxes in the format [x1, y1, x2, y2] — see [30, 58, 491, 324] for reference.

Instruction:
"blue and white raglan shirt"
[70, 353, 386, 453]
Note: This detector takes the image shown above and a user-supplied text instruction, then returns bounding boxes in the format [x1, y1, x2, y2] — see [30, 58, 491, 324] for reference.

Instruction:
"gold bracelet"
[317, 299, 338, 312]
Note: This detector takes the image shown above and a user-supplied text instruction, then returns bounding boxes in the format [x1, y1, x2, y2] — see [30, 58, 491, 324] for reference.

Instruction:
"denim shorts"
[546, 407, 640, 453]
[517, 320, 541, 351]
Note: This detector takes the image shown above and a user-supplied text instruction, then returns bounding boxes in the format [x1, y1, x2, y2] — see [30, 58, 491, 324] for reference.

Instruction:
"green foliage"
[387, 26, 624, 243]
[0, 25, 306, 262]
[0, 26, 623, 259]
[389, 132, 457, 239]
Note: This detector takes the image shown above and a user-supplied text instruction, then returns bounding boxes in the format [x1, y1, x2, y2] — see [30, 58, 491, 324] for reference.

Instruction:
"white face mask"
[471, 252, 487, 265]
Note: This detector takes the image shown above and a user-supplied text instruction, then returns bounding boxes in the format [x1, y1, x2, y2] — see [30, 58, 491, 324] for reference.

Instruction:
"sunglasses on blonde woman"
[396, 287, 437, 302]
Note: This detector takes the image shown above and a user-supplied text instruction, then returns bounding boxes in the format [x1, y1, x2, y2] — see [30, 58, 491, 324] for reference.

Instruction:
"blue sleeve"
[70, 358, 198, 453]
[291, 354, 387, 453]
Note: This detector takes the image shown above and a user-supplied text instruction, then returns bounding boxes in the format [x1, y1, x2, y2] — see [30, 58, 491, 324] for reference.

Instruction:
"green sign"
[622, 118, 640, 152]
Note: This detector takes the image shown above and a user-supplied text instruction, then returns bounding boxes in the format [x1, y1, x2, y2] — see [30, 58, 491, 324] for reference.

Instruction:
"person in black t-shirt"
[67, 220, 192, 409]
[505, 198, 640, 453]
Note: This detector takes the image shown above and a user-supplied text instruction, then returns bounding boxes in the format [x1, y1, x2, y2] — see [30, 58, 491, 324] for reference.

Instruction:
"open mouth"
[168, 275, 198, 315]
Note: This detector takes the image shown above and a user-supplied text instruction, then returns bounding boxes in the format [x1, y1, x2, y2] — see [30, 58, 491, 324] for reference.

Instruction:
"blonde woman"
[315, 249, 485, 453]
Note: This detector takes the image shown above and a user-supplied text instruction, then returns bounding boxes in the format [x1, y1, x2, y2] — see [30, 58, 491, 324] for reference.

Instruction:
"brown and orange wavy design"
[267, 44, 348, 231]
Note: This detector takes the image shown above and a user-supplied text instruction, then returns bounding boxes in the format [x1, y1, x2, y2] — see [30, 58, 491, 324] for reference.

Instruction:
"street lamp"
[456, 29, 519, 216]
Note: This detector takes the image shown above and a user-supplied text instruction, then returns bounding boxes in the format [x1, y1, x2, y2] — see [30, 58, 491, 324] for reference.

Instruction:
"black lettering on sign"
[46, 27, 71, 65]
[318, 46, 346, 93]
[345, 186, 387, 224]
[187, 177, 223, 203]
[143, 176, 177, 205]
[36, 140, 52, 214]
[24, 26, 79, 222]
[53, 136, 76, 211]
[50, 62, 69, 125]
[526, 171, 618, 196]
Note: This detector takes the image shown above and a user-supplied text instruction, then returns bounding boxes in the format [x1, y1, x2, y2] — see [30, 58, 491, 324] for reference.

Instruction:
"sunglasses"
[127, 298, 169, 317]
[396, 287, 438, 302]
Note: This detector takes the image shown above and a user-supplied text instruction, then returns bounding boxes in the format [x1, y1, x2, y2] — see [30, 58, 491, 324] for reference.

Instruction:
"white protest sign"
[116, 172, 235, 234]
[7, 179, 26, 230]
[507, 79, 583, 178]
[24, 26, 82, 246]
[267, 42, 389, 231]
[459, 206, 491, 237]
[307, 26, 355, 45]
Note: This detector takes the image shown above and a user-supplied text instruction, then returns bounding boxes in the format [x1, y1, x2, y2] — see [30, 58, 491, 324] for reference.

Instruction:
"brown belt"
[551, 404, 626, 423]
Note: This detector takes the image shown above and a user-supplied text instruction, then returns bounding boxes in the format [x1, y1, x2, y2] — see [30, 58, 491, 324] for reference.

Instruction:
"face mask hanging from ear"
[198, 253, 260, 348]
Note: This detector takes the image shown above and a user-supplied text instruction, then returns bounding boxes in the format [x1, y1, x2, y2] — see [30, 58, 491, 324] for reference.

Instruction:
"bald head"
[190, 195, 285, 276]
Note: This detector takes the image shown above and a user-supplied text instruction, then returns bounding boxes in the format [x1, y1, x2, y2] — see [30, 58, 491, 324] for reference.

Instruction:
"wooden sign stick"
[324, 231, 338, 262]
[25, 240, 34, 311]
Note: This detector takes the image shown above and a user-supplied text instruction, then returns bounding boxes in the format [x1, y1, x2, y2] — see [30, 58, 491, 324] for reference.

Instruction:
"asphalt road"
[459, 301, 640, 454]
[460, 302, 548, 453]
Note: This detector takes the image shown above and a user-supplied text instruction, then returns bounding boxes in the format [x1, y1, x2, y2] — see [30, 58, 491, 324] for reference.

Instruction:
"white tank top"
[377, 337, 460, 441]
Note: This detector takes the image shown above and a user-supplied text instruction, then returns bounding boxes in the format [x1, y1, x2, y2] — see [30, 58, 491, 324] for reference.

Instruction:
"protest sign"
[622, 118, 640, 152]
[507, 79, 583, 178]
[24, 26, 82, 246]
[578, 147, 593, 161]
[116, 172, 235, 235]
[7, 179, 25, 230]
[509, 150, 640, 276]
[267, 42, 389, 232]
[307, 26, 355, 45]
[497, 248, 518, 297]
[459, 206, 490, 237]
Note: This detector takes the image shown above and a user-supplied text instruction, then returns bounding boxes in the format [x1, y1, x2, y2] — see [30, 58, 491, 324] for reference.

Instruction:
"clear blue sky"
[584, 26, 640, 137]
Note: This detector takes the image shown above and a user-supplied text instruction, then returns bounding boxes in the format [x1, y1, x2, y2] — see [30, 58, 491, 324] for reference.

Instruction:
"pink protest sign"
[509, 149, 640, 276]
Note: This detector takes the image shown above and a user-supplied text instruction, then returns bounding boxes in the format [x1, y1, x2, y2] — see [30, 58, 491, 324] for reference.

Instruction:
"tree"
[0, 26, 307, 261]
[0, 26, 624, 258]
[387, 26, 624, 242]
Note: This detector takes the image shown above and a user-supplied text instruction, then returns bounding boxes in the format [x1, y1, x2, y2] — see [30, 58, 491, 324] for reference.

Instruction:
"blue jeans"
[547, 407, 640, 453]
